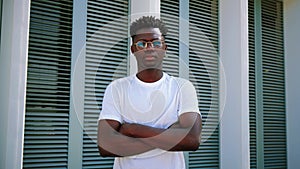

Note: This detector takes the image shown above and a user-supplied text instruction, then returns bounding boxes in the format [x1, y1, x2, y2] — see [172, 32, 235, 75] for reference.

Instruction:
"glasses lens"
[152, 40, 163, 48]
[135, 40, 164, 50]
[136, 41, 146, 49]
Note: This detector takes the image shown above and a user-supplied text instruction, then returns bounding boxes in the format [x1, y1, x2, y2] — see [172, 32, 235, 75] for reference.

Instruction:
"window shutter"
[161, 0, 180, 77]
[248, 0, 257, 168]
[189, 0, 219, 168]
[249, 0, 286, 168]
[83, 0, 129, 168]
[261, 0, 286, 168]
[23, 0, 73, 168]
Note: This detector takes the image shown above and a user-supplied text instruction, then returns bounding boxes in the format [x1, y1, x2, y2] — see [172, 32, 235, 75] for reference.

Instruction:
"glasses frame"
[133, 40, 165, 50]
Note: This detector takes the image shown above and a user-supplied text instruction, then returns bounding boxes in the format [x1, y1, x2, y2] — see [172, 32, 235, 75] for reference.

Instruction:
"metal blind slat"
[249, 0, 286, 168]
[23, 1, 73, 168]
[262, 1, 286, 168]
[188, 0, 219, 168]
[161, 0, 180, 77]
[83, 1, 129, 168]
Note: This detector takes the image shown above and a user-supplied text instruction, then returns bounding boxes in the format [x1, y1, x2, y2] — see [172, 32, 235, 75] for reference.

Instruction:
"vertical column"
[67, 0, 87, 168]
[129, 0, 160, 75]
[179, 0, 189, 80]
[219, 0, 250, 168]
[178, 0, 190, 166]
[284, 0, 300, 168]
[0, 0, 30, 168]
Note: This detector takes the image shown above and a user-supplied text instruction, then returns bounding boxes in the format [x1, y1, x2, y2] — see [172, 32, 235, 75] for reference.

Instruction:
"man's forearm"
[99, 130, 154, 157]
[98, 120, 155, 157]
[120, 123, 200, 151]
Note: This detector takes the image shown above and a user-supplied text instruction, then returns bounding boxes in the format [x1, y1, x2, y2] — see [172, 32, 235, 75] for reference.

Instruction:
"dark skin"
[97, 27, 202, 157]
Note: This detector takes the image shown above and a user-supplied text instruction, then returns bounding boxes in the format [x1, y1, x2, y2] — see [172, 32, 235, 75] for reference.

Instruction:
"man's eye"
[136, 42, 146, 48]
[152, 41, 162, 47]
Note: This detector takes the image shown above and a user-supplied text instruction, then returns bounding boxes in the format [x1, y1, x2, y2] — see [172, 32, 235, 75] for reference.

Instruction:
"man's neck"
[136, 69, 163, 83]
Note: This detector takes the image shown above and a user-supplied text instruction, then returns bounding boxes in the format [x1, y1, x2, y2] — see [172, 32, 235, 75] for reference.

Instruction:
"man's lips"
[144, 55, 156, 60]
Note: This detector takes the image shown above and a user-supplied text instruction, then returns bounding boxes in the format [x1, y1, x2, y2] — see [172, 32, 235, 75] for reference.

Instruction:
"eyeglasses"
[134, 40, 165, 50]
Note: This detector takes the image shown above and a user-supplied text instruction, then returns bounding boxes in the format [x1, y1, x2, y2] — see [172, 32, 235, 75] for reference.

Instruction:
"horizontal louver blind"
[23, 0, 73, 168]
[189, 0, 219, 168]
[161, 0, 180, 77]
[249, 0, 286, 168]
[83, 0, 129, 168]
[261, 0, 286, 168]
[248, 0, 257, 168]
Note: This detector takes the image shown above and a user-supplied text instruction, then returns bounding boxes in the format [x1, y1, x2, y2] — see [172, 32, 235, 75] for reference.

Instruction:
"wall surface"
[284, 0, 300, 168]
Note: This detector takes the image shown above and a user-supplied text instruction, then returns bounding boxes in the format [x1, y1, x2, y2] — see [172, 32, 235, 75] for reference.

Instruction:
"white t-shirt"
[99, 72, 200, 169]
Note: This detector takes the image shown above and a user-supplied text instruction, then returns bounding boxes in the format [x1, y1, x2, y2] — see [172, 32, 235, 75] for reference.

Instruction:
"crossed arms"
[97, 112, 202, 157]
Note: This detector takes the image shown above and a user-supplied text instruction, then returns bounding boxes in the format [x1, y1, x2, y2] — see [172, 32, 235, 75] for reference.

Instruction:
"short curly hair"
[130, 16, 168, 38]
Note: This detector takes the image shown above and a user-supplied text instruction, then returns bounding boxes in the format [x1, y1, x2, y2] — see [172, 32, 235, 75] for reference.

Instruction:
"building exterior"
[0, 0, 299, 169]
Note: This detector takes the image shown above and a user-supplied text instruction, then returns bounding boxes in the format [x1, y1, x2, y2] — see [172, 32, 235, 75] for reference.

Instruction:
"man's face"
[131, 28, 167, 71]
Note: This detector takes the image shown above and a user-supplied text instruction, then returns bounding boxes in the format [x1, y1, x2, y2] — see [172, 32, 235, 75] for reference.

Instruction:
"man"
[97, 16, 202, 169]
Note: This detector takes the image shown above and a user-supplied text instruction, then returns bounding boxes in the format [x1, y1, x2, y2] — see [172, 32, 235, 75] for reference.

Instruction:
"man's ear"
[131, 45, 135, 53]
[164, 43, 168, 50]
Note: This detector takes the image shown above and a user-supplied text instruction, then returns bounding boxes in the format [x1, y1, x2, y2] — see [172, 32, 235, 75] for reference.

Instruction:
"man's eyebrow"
[137, 37, 163, 41]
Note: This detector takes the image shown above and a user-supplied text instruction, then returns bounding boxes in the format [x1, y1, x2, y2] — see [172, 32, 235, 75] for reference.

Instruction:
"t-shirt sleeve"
[178, 80, 201, 116]
[98, 83, 123, 123]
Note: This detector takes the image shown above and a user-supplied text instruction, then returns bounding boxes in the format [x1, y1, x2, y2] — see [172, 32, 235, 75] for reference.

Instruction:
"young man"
[97, 16, 202, 169]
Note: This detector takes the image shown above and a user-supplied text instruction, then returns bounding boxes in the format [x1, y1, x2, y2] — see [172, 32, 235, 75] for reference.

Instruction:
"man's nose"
[145, 42, 153, 49]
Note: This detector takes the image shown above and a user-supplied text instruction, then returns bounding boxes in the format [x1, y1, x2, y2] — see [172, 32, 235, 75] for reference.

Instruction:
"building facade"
[0, 0, 299, 168]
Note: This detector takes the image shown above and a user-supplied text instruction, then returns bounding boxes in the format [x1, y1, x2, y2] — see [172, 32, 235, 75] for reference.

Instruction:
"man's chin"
[138, 66, 162, 72]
